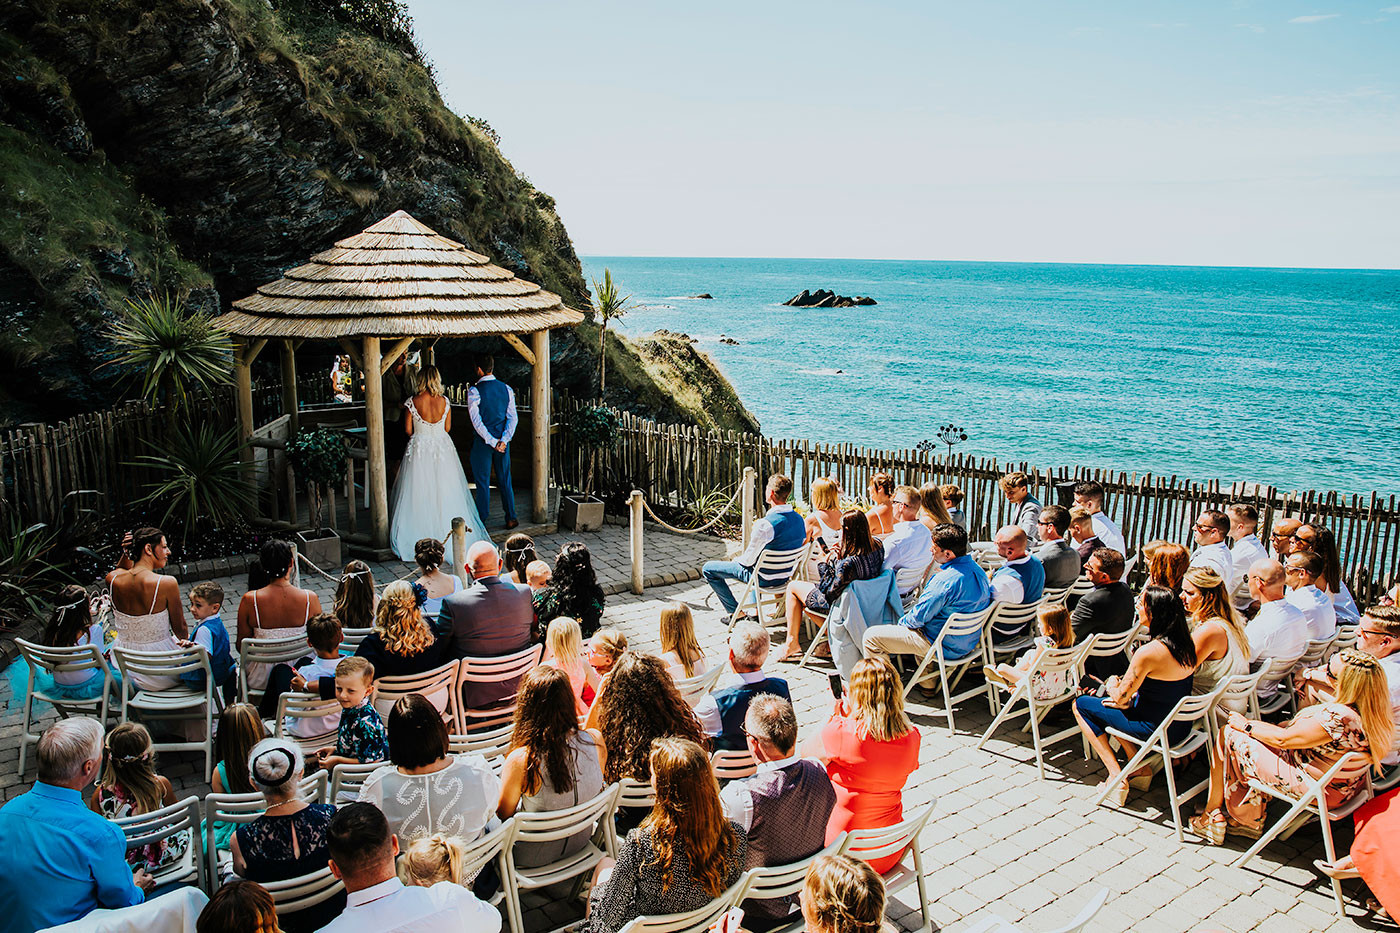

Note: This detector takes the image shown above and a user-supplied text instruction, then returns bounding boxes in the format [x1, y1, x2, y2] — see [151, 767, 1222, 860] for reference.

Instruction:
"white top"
[1333, 582, 1361, 626]
[357, 755, 500, 843]
[1380, 653, 1400, 766]
[1285, 584, 1338, 641]
[288, 655, 342, 738]
[662, 651, 710, 683]
[813, 513, 841, 550]
[1229, 534, 1269, 609]
[718, 753, 804, 832]
[883, 521, 933, 593]
[694, 669, 770, 736]
[465, 374, 518, 448]
[314, 877, 500, 933]
[1189, 542, 1233, 588]
[52, 623, 108, 686]
[1090, 511, 1126, 556]
[737, 505, 796, 568]
[990, 556, 1034, 604]
[1245, 598, 1309, 665]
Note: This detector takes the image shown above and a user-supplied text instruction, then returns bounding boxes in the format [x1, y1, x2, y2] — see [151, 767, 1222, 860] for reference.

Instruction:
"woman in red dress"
[817, 656, 922, 873]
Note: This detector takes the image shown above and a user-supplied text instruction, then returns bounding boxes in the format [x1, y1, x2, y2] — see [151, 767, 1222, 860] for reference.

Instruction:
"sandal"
[1314, 858, 1361, 880]
[1188, 810, 1227, 846]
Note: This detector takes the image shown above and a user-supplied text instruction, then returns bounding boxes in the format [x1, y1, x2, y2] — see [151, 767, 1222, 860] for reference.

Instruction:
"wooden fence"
[553, 395, 1400, 604]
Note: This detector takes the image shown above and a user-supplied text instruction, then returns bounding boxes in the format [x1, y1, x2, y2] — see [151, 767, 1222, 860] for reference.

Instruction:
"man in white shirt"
[1188, 509, 1233, 585]
[1294, 605, 1400, 764]
[1073, 480, 1126, 556]
[693, 622, 790, 751]
[1269, 516, 1303, 563]
[1226, 503, 1269, 613]
[318, 803, 500, 933]
[1244, 559, 1309, 701]
[1284, 551, 1337, 641]
[881, 485, 933, 596]
[702, 474, 805, 617]
[1000, 471, 1043, 547]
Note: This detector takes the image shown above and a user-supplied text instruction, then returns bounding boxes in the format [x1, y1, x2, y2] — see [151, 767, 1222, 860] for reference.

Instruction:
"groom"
[467, 354, 519, 530]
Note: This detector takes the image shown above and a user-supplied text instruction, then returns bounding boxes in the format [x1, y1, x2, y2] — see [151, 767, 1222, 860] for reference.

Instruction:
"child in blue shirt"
[181, 581, 236, 703]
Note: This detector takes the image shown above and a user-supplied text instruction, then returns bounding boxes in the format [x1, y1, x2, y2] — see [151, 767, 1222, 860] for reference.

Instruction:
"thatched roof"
[214, 211, 586, 339]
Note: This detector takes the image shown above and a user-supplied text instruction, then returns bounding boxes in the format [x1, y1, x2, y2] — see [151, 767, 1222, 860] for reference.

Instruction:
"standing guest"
[702, 474, 806, 618]
[596, 652, 708, 783]
[359, 695, 498, 844]
[1035, 505, 1081, 589]
[238, 539, 322, 695]
[320, 803, 500, 933]
[778, 510, 885, 663]
[658, 602, 709, 680]
[333, 560, 377, 632]
[108, 526, 186, 689]
[865, 472, 895, 537]
[720, 695, 836, 927]
[316, 657, 389, 780]
[1270, 516, 1303, 563]
[938, 484, 967, 531]
[1243, 559, 1309, 691]
[1000, 471, 1043, 546]
[1181, 568, 1251, 705]
[580, 739, 747, 933]
[1068, 507, 1103, 565]
[1071, 549, 1136, 681]
[1285, 551, 1338, 641]
[695, 622, 791, 751]
[382, 351, 409, 468]
[0, 719, 151, 931]
[817, 657, 921, 873]
[918, 481, 955, 536]
[1073, 481, 1126, 555]
[500, 533, 539, 587]
[467, 353, 519, 531]
[197, 881, 279, 933]
[1226, 504, 1269, 611]
[355, 580, 444, 678]
[805, 477, 845, 552]
[437, 541, 534, 710]
[1298, 522, 1362, 626]
[8, 585, 108, 704]
[543, 616, 601, 714]
[182, 581, 237, 701]
[411, 539, 460, 620]
[89, 723, 189, 875]
[1142, 540, 1190, 595]
[800, 855, 886, 933]
[534, 542, 607, 637]
[881, 486, 934, 595]
[1189, 510, 1233, 586]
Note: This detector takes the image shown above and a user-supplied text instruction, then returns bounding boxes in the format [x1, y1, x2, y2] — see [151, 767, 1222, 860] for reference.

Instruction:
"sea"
[579, 257, 1400, 498]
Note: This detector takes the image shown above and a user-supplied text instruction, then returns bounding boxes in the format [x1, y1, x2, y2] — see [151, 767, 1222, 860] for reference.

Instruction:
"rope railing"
[638, 482, 745, 535]
[290, 522, 468, 594]
[626, 467, 758, 595]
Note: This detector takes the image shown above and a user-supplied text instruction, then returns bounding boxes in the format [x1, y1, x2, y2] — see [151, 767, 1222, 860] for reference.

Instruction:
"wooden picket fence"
[553, 394, 1400, 604]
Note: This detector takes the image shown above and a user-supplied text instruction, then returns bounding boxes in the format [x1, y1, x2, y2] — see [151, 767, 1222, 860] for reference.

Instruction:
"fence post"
[450, 517, 467, 584]
[629, 490, 645, 595]
[741, 466, 757, 549]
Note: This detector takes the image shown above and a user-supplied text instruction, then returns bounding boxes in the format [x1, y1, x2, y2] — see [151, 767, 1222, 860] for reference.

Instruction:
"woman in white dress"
[389, 366, 491, 561]
[105, 527, 186, 690]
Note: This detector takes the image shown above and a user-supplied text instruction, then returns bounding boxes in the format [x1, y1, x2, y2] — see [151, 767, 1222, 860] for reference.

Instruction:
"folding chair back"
[619, 777, 657, 810]
[274, 693, 342, 753]
[711, 749, 758, 782]
[896, 561, 934, 604]
[1067, 578, 1095, 601]
[1210, 670, 1265, 741]
[508, 783, 622, 908]
[1331, 624, 1359, 655]
[1251, 655, 1299, 719]
[729, 544, 809, 626]
[15, 638, 115, 779]
[373, 659, 459, 722]
[986, 602, 1042, 660]
[448, 723, 514, 762]
[905, 605, 996, 730]
[330, 761, 383, 803]
[617, 873, 754, 933]
[1082, 624, 1139, 663]
[338, 627, 373, 655]
[237, 636, 309, 704]
[456, 643, 543, 731]
[115, 795, 204, 891]
[1298, 636, 1337, 670]
[112, 644, 217, 780]
[263, 866, 345, 915]
[205, 773, 327, 884]
[1041, 584, 1071, 605]
[839, 802, 935, 933]
[740, 834, 846, 913]
[674, 664, 725, 707]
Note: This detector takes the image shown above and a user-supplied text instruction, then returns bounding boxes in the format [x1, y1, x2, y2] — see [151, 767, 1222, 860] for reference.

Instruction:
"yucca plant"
[0, 518, 66, 622]
[134, 424, 255, 543]
[591, 269, 632, 395]
[105, 293, 235, 420]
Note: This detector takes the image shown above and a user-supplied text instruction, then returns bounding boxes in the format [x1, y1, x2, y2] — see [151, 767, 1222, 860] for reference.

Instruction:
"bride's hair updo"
[416, 365, 443, 397]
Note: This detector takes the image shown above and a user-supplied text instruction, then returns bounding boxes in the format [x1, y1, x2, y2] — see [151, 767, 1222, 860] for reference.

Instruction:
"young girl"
[207, 704, 269, 861]
[333, 560, 377, 633]
[587, 628, 628, 679]
[985, 603, 1076, 701]
[658, 602, 708, 681]
[9, 586, 111, 705]
[397, 833, 468, 887]
[543, 617, 600, 716]
[90, 722, 191, 873]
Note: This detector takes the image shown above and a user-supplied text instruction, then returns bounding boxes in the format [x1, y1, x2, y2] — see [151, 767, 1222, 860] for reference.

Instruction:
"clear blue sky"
[408, 1, 1399, 268]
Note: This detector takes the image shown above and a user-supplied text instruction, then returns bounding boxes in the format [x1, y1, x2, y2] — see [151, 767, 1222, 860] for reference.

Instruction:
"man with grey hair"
[720, 694, 835, 926]
[694, 621, 790, 751]
[437, 539, 533, 709]
[0, 719, 153, 931]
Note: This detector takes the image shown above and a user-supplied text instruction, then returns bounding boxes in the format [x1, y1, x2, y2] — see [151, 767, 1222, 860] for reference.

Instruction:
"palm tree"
[106, 293, 235, 419]
[591, 269, 632, 396]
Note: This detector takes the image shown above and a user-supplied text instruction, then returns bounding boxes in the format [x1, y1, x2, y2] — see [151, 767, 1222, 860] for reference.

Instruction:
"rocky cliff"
[0, 0, 756, 432]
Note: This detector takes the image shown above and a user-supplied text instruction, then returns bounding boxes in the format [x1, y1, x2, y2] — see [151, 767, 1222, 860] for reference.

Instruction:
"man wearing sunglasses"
[1188, 510, 1233, 585]
[1295, 605, 1400, 764]
[1269, 516, 1303, 563]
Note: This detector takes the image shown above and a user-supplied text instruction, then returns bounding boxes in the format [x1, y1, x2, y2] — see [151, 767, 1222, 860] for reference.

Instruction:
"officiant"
[467, 354, 519, 530]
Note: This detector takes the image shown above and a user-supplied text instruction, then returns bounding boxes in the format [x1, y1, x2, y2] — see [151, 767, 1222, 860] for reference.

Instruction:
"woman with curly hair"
[594, 652, 707, 785]
[581, 737, 747, 933]
[534, 541, 607, 637]
[411, 537, 460, 619]
[353, 580, 444, 678]
[801, 854, 887, 933]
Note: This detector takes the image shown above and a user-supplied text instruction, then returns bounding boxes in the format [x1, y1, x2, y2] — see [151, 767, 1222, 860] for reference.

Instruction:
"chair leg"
[1160, 750, 1183, 841]
[940, 662, 956, 733]
[1027, 697, 1046, 781]
[912, 847, 932, 933]
[1230, 793, 1316, 869]
[976, 691, 1018, 750]
[1318, 805, 1348, 918]
[1092, 736, 1159, 809]
[18, 692, 34, 781]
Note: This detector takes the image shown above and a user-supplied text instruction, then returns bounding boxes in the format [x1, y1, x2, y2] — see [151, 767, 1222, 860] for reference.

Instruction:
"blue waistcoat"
[995, 557, 1046, 604]
[185, 616, 235, 687]
[713, 676, 791, 751]
[475, 378, 512, 439]
[757, 509, 807, 585]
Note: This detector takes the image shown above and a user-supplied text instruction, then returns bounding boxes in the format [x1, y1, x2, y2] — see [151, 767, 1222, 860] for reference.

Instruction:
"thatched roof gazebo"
[214, 210, 585, 549]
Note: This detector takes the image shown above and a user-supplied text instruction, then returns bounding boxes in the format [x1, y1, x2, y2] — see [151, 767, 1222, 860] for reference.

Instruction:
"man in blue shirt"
[0, 718, 152, 931]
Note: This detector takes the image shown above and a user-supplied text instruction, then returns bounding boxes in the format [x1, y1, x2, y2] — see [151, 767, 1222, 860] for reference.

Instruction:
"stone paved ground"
[0, 527, 1377, 932]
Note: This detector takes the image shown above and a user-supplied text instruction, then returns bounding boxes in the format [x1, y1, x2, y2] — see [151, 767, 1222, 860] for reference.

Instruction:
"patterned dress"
[335, 700, 389, 762]
[95, 784, 190, 873]
[805, 544, 885, 613]
[1015, 636, 1076, 701]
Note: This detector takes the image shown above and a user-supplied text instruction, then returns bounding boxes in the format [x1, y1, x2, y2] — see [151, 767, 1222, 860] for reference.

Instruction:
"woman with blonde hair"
[398, 833, 468, 886]
[817, 657, 921, 873]
[581, 738, 747, 933]
[353, 579, 444, 678]
[806, 477, 844, 550]
[801, 854, 887, 933]
[543, 616, 600, 714]
[1142, 540, 1190, 594]
[332, 559, 377, 631]
[917, 481, 954, 535]
[1191, 649, 1394, 844]
[1181, 567, 1250, 705]
[658, 602, 708, 680]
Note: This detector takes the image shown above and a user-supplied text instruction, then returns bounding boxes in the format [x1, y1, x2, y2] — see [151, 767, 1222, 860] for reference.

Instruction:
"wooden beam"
[531, 329, 550, 523]
[380, 336, 415, 375]
[235, 358, 255, 480]
[280, 339, 300, 434]
[504, 333, 536, 367]
[239, 338, 268, 368]
[337, 338, 363, 370]
[363, 336, 389, 549]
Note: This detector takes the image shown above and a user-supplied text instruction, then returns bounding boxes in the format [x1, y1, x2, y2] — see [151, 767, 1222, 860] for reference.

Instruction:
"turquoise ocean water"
[580, 257, 1400, 497]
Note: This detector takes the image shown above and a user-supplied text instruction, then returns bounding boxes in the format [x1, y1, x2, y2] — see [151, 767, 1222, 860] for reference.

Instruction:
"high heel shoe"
[1127, 769, 1153, 791]
[1187, 810, 1227, 845]
[1314, 858, 1361, 880]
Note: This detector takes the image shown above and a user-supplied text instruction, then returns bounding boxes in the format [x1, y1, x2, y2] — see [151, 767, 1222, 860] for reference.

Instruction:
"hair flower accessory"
[411, 581, 429, 610]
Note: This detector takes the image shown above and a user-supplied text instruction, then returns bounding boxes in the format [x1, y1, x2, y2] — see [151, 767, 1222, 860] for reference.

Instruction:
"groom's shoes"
[505, 519, 519, 530]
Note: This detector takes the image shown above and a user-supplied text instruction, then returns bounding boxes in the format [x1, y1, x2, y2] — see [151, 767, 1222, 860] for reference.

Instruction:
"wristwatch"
[1244, 721, 1254, 734]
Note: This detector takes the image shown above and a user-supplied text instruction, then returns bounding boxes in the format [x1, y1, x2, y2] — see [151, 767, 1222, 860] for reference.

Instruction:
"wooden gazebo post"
[531, 329, 551, 524]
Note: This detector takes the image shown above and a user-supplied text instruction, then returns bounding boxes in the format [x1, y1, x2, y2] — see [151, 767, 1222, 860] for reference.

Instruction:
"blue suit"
[468, 376, 517, 524]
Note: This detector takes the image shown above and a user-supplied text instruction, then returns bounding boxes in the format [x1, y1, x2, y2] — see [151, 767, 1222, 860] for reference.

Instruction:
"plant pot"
[560, 494, 606, 532]
[296, 529, 342, 573]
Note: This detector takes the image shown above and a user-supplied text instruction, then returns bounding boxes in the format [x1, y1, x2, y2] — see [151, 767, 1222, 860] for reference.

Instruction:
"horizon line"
[578, 254, 1400, 273]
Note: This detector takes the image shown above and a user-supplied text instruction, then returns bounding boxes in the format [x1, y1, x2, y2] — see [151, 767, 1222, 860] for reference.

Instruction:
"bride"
[389, 365, 493, 561]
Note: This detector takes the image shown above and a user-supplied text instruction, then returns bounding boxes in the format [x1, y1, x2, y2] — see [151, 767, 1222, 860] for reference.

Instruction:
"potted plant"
[284, 427, 348, 568]
[561, 405, 618, 531]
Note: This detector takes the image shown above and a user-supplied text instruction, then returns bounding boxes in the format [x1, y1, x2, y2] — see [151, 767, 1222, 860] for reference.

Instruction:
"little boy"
[181, 581, 237, 703]
[317, 656, 388, 786]
[280, 613, 344, 739]
[525, 559, 552, 592]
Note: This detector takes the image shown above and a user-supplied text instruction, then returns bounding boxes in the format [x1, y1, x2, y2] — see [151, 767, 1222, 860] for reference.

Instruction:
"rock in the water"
[690, 293, 713, 299]
[719, 336, 739, 345]
[782, 289, 877, 307]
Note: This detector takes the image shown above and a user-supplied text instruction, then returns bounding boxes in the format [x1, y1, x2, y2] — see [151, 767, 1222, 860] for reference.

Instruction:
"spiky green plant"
[105, 293, 235, 415]
[134, 424, 255, 540]
[591, 269, 632, 395]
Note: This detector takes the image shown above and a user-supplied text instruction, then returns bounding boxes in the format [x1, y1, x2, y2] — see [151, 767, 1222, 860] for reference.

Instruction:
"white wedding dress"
[389, 397, 492, 561]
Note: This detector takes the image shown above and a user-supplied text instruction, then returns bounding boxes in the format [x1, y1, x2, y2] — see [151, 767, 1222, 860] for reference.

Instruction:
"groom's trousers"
[470, 439, 517, 525]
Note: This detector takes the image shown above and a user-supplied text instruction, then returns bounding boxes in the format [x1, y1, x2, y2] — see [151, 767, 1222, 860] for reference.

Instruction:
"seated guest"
[0, 718, 151, 931]
[498, 667, 606, 867]
[182, 580, 236, 701]
[831, 523, 990, 686]
[1189, 510, 1233, 587]
[588, 627, 628, 680]
[720, 694, 835, 927]
[1226, 503, 1269, 612]
[321, 803, 500, 933]
[1000, 471, 1043, 546]
[1297, 522, 1362, 626]
[356, 580, 446, 678]
[437, 541, 533, 710]
[1244, 559, 1309, 700]
[988, 525, 1045, 641]
[1142, 539, 1190, 595]
[804, 477, 844, 552]
[658, 602, 709, 681]
[880, 486, 934, 595]
[534, 542, 607, 637]
[1073, 480, 1126, 555]
[986, 603, 1077, 700]
[398, 833, 471, 887]
[334, 559, 378, 632]
[695, 622, 791, 751]
[1285, 551, 1337, 641]
[1074, 585, 1197, 805]
[596, 652, 707, 784]
[197, 880, 277, 933]
[543, 616, 601, 715]
[800, 855, 887, 933]
[703, 474, 805, 619]
[864, 471, 895, 536]
[526, 560, 552, 592]
[817, 658, 920, 873]
[1181, 568, 1250, 707]
[360, 695, 498, 844]
[918, 481, 955, 536]
[258, 612, 344, 727]
[412, 539, 460, 620]
[778, 510, 884, 662]
[1070, 548, 1136, 680]
[1295, 605, 1400, 763]
[1190, 650, 1392, 844]
[208, 704, 269, 859]
[1270, 516, 1303, 562]
[1035, 505, 1081, 589]
[89, 723, 189, 876]
[938, 483, 966, 530]
[317, 657, 389, 783]
[237, 539, 323, 694]
[581, 738, 747, 933]
[1068, 507, 1103, 564]
[500, 532, 539, 588]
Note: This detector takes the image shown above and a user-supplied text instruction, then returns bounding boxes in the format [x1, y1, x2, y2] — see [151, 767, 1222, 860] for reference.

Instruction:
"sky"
[408, 1, 1400, 268]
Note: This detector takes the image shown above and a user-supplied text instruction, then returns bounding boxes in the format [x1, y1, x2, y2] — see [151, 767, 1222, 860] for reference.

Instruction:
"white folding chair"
[373, 659, 459, 723]
[962, 886, 1110, 933]
[1231, 751, 1376, 917]
[728, 544, 809, 629]
[985, 601, 1043, 665]
[15, 638, 117, 779]
[458, 818, 517, 925]
[237, 635, 309, 706]
[838, 802, 936, 933]
[449, 723, 514, 763]
[737, 835, 847, 933]
[977, 639, 1096, 779]
[1092, 688, 1221, 840]
[114, 795, 204, 891]
[617, 873, 754, 933]
[1041, 584, 1071, 605]
[505, 783, 623, 933]
[1251, 655, 1300, 719]
[338, 627, 373, 655]
[456, 644, 543, 732]
[330, 760, 383, 804]
[273, 692, 342, 755]
[1208, 671, 1266, 745]
[1080, 623, 1140, 673]
[262, 866, 345, 917]
[204, 772, 327, 885]
[897, 560, 936, 612]
[618, 777, 657, 813]
[1287, 636, 1338, 713]
[1066, 578, 1094, 602]
[112, 645, 218, 781]
[674, 664, 725, 706]
[1331, 624, 1359, 655]
[975, 550, 1006, 573]
[1121, 552, 1139, 582]
[901, 605, 996, 732]
[710, 748, 758, 782]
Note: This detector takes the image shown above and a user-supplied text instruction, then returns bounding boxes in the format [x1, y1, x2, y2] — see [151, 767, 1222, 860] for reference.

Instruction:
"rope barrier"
[638, 483, 744, 535]
[293, 525, 455, 592]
